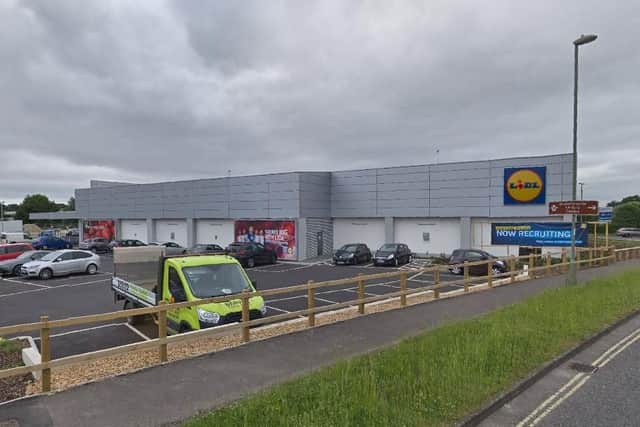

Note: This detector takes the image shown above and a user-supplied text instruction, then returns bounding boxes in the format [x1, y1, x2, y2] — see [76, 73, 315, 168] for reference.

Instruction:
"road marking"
[1, 278, 51, 288]
[518, 326, 640, 426]
[266, 305, 290, 314]
[125, 323, 151, 341]
[315, 296, 339, 304]
[67, 278, 111, 287]
[32, 323, 125, 340]
[0, 277, 110, 298]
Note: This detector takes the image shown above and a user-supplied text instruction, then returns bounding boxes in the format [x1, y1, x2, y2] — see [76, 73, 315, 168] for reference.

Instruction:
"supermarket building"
[32, 153, 573, 260]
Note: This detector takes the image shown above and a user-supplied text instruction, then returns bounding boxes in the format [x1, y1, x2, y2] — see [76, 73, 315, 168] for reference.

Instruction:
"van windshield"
[182, 263, 251, 298]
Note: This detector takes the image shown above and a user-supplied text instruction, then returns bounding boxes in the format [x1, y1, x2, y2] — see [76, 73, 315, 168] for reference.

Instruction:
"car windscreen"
[379, 244, 398, 251]
[226, 244, 246, 252]
[340, 245, 359, 252]
[182, 264, 251, 298]
[17, 251, 36, 260]
[40, 251, 63, 261]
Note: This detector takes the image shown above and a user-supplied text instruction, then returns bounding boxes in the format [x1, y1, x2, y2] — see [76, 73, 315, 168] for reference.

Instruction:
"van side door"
[163, 265, 188, 333]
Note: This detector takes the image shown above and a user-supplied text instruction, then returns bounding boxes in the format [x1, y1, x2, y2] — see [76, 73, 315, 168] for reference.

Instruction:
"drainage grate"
[569, 362, 599, 374]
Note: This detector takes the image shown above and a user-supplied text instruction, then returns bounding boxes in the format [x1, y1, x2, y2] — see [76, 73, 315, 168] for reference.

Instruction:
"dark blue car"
[32, 236, 72, 250]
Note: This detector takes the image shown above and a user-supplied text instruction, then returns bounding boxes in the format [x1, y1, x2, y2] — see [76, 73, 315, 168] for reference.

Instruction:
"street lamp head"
[573, 34, 598, 46]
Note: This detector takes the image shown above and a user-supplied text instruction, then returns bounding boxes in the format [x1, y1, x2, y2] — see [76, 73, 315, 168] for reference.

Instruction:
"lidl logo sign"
[504, 167, 546, 205]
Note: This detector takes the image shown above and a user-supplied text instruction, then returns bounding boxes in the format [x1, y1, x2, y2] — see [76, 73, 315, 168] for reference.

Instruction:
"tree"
[611, 201, 640, 230]
[608, 195, 640, 208]
[65, 197, 76, 211]
[15, 194, 58, 222]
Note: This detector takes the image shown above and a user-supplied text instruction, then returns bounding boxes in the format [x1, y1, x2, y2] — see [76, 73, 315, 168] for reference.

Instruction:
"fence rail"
[1, 246, 639, 391]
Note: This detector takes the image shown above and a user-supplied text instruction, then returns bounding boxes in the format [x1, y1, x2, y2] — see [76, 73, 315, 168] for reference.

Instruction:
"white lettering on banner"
[517, 230, 572, 239]
[496, 230, 518, 237]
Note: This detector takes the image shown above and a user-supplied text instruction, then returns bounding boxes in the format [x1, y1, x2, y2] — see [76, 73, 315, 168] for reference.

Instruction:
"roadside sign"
[598, 207, 613, 223]
[548, 200, 599, 215]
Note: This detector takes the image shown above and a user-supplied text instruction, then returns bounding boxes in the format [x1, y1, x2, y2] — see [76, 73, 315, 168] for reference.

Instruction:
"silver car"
[21, 249, 101, 280]
[149, 242, 187, 256]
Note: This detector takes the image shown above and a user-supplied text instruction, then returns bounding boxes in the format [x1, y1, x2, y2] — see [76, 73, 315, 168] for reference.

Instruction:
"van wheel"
[86, 263, 98, 275]
[124, 300, 140, 325]
[39, 268, 53, 280]
[12, 265, 22, 276]
[247, 258, 255, 268]
[179, 323, 192, 334]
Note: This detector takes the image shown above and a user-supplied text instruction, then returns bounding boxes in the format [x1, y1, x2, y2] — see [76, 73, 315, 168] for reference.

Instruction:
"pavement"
[1, 259, 638, 427]
[481, 299, 640, 427]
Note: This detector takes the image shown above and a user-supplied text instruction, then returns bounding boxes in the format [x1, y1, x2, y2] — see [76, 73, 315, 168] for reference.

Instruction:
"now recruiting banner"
[491, 222, 588, 247]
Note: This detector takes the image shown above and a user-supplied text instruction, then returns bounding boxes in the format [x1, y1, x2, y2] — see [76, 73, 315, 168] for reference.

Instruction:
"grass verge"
[185, 269, 640, 427]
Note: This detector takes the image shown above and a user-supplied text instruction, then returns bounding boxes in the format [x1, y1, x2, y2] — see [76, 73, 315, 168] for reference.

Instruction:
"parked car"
[149, 241, 187, 255]
[226, 242, 277, 268]
[333, 243, 372, 265]
[108, 239, 147, 249]
[21, 249, 101, 280]
[0, 250, 50, 276]
[448, 249, 507, 276]
[373, 243, 412, 266]
[187, 243, 225, 254]
[0, 243, 34, 262]
[616, 228, 640, 238]
[79, 237, 112, 253]
[32, 235, 72, 250]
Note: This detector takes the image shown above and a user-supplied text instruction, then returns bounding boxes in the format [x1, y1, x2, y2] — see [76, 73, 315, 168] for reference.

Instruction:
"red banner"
[234, 220, 296, 260]
[83, 220, 115, 241]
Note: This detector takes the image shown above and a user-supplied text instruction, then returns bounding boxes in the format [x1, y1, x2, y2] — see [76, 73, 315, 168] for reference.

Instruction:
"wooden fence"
[1, 245, 639, 393]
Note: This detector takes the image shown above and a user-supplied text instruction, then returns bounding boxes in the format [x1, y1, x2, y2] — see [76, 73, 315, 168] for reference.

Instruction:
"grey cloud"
[0, 0, 638, 204]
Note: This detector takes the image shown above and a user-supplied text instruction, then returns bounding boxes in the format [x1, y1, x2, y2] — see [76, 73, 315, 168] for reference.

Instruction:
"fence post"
[357, 274, 365, 314]
[487, 260, 493, 288]
[307, 280, 315, 327]
[528, 253, 534, 279]
[561, 248, 567, 273]
[40, 315, 51, 393]
[576, 249, 581, 270]
[509, 256, 516, 283]
[609, 246, 616, 264]
[545, 253, 552, 276]
[400, 271, 407, 306]
[434, 269, 440, 298]
[588, 248, 593, 268]
[463, 261, 470, 292]
[241, 290, 250, 343]
[158, 301, 168, 363]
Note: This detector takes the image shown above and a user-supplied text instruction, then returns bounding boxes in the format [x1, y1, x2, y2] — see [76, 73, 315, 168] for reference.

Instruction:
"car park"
[448, 249, 507, 275]
[21, 249, 101, 280]
[616, 228, 640, 238]
[32, 235, 72, 250]
[149, 241, 187, 255]
[0, 243, 34, 262]
[226, 242, 277, 268]
[333, 243, 372, 265]
[188, 243, 225, 254]
[373, 243, 412, 266]
[79, 237, 112, 253]
[109, 239, 147, 249]
[0, 250, 50, 276]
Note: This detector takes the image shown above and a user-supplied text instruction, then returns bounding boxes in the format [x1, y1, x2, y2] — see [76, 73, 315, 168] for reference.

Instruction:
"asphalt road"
[0, 255, 468, 358]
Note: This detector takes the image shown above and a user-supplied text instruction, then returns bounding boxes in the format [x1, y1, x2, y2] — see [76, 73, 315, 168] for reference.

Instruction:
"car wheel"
[247, 257, 255, 268]
[12, 265, 22, 276]
[491, 266, 503, 275]
[179, 322, 192, 334]
[39, 268, 53, 280]
[451, 266, 462, 275]
[86, 263, 98, 275]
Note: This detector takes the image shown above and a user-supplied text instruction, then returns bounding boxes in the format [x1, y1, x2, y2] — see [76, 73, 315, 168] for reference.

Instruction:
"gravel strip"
[0, 339, 33, 403]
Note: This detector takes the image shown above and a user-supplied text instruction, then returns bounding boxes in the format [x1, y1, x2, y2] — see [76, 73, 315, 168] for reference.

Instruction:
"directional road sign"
[548, 200, 599, 215]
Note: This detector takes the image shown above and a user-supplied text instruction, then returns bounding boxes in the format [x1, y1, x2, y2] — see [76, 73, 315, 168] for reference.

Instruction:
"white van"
[0, 232, 32, 244]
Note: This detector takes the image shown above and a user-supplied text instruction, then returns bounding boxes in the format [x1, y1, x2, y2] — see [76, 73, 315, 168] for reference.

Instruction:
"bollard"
[307, 280, 315, 327]
[158, 301, 168, 362]
[463, 261, 470, 292]
[241, 290, 250, 343]
[434, 269, 440, 298]
[400, 271, 407, 307]
[40, 315, 51, 392]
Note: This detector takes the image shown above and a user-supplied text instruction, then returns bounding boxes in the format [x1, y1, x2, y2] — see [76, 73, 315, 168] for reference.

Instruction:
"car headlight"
[496, 260, 505, 267]
[348, 253, 354, 258]
[197, 308, 220, 324]
[387, 254, 394, 259]
[259, 302, 267, 315]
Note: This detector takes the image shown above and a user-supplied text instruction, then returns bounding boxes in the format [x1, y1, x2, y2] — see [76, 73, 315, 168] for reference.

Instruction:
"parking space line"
[1, 278, 51, 288]
[315, 296, 339, 304]
[343, 288, 379, 297]
[125, 323, 151, 341]
[266, 305, 291, 314]
[265, 294, 307, 303]
[67, 278, 111, 287]
[32, 323, 125, 340]
[0, 287, 52, 299]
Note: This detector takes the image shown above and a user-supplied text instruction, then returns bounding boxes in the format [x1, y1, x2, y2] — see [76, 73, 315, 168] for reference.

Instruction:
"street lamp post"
[568, 34, 597, 286]
[578, 182, 585, 200]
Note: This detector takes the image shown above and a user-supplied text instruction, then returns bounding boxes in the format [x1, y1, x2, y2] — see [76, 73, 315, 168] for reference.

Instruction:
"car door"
[52, 252, 75, 275]
[72, 251, 92, 273]
[465, 250, 486, 275]
[252, 243, 267, 264]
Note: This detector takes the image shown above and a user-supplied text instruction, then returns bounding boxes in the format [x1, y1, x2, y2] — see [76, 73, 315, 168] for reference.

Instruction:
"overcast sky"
[0, 1, 638, 205]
